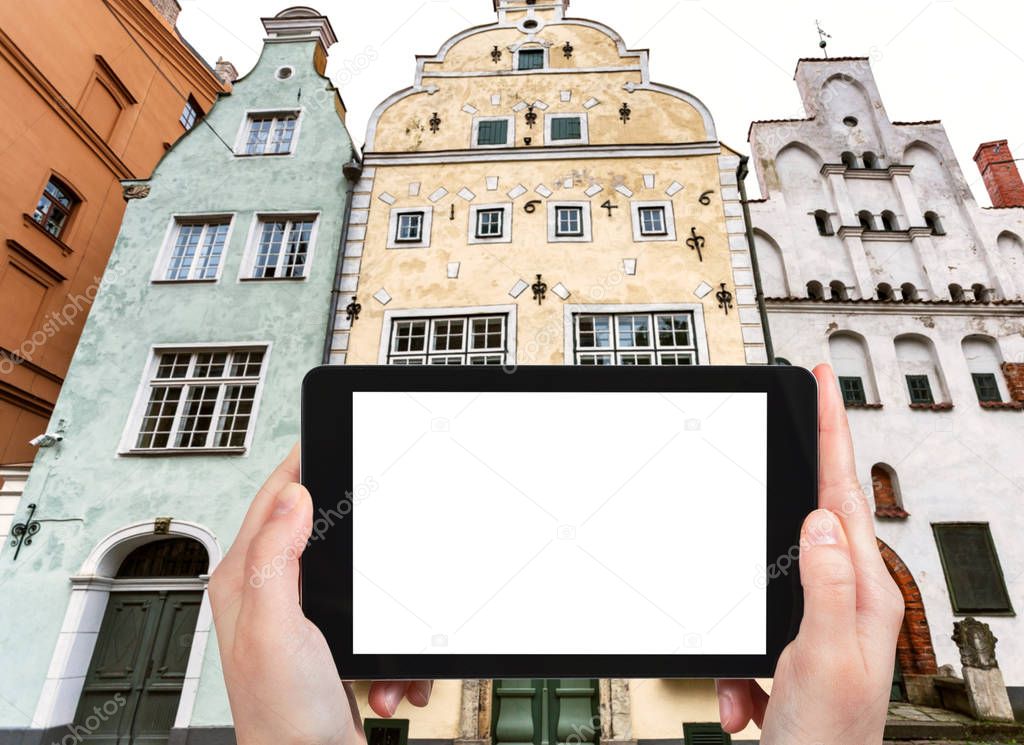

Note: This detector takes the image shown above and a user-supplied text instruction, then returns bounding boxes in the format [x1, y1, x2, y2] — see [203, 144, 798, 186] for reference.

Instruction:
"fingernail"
[273, 486, 301, 516]
[718, 691, 733, 724]
[384, 688, 402, 715]
[807, 510, 839, 546]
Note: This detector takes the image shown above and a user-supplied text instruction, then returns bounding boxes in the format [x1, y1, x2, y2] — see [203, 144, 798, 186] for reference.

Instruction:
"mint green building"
[0, 9, 355, 744]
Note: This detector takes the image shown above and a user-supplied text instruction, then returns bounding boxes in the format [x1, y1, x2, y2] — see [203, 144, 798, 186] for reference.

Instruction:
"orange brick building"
[0, 0, 227, 466]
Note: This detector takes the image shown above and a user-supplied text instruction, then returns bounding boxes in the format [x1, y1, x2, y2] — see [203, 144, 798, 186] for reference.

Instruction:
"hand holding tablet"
[208, 365, 902, 745]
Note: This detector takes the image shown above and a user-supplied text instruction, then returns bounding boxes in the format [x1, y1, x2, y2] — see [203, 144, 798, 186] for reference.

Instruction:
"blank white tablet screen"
[351, 391, 767, 656]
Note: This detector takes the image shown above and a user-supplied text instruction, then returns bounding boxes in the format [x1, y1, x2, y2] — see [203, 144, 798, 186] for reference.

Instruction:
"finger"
[407, 680, 433, 707]
[748, 680, 769, 729]
[797, 508, 858, 652]
[369, 682, 412, 717]
[715, 679, 753, 734]
[224, 443, 302, 569]
[813, 366, 885, 567]
[237, 483, 313, 632]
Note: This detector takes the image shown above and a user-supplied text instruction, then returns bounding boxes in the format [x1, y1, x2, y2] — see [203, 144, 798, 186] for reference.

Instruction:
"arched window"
[863, 151, 880, 169]
[858, 210, 876, 230]
[924, 211, 945, 236]
[895, 334, 949, 407]
[829, 331, 879, 407]
[841, 151, 859, 169]
[877, 283, 895, 301]
[948, 283, 965, 302]
[806, 281, 825, 300]
[814, 210, 834, 236]
[972, 284, 993, 304]
[872, 464, 907, 518]
[962, 335, 1008, 405]
[900, 283, 919, 302]
[116, 537, 210, 578]
[829, 280, 849, 301]
[881, 210, 899, 231]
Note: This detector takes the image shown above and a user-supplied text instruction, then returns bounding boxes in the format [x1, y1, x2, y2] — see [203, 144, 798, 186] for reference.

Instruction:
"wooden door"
[72, 591, 202, 744]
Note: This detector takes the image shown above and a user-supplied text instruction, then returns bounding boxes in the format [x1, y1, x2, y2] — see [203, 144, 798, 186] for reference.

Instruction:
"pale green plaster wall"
[0, 37, 353, 728]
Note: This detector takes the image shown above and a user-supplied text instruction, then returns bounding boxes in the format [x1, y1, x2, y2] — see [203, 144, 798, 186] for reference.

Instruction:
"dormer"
[261, 6, 338, 75]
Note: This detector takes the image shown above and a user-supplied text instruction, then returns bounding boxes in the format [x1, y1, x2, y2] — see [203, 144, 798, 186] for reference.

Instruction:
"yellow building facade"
[336, 1, 766, 742]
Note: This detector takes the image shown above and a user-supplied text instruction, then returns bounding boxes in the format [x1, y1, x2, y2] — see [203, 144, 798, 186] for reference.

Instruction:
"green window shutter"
[551, 117, 582, 141]
[364, 718, 409, 745]
[477, 119, 509, 146]
[518, 49, 545, 70]
[683, 722, 731, 744]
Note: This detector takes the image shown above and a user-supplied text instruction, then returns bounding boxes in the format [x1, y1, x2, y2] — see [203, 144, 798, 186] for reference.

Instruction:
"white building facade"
[747, 57, 1024, 717]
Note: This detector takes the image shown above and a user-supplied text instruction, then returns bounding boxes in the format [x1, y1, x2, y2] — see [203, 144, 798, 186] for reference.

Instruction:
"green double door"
[72, 590, 203, 744]
[492, 679, 600, 745]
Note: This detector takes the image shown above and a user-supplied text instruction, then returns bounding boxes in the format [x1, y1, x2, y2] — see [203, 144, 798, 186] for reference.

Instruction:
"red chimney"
[974, 140, 1024, 208]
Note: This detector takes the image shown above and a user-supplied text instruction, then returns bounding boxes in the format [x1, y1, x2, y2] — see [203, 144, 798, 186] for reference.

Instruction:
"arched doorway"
[34, 521, 221, 743]
[877, 539, 938, 701]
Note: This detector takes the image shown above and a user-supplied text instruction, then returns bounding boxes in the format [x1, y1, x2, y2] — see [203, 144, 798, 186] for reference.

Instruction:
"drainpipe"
[737, 155, 776, 365]
[322, 156, 364, 365]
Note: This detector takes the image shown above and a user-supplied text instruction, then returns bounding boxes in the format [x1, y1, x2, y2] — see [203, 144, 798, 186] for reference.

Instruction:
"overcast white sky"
[177, 0, 1024, 204]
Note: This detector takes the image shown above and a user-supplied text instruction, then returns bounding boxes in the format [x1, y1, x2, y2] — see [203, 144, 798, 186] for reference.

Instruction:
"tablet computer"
[301, 365, 817, 680]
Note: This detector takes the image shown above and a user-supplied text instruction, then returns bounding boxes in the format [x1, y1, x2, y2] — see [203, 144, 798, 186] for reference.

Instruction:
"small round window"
[523, 19, 539, 29]
[843, 116, 858, 127]
[276, 66, 294, 80]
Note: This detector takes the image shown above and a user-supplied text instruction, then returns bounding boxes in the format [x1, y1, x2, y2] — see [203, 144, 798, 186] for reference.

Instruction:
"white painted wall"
[748, 58, 1024, 689]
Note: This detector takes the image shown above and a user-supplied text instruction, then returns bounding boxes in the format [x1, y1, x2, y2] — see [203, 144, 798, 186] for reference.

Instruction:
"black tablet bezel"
[301, 365, 817, 680]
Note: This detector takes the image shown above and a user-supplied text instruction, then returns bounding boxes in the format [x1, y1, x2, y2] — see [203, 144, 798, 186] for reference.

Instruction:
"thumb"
[239, 483, 313, 629]
[796, 509, 858, 652]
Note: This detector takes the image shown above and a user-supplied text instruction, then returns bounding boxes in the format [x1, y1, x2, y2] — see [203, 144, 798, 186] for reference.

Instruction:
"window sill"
[151, 278, 219, 285]
[239, 276, 308, 282]
[909, 402, 954, 411]
[22, 213, 74, 255]
[845, 402, 883, 410]
[875, 506, 910, 519]
[979, 401, 1024, 411]
[233, 151, 293, 158]
[122, 447, 247, 457]
[952, 610, 1017, 618]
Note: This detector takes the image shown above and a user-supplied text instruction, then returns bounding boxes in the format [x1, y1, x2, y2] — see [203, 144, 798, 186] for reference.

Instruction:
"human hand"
[716, 364, 904, 744]
[209, 443, 432, 745]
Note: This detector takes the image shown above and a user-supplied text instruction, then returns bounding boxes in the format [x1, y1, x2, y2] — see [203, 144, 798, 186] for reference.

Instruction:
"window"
[829, 281, 848, 301]
[573, 312, 698, 366]
[972, 284, 993, 304]
[517, 49, 545, 70]
[387, 208, 433, 249]
[240, 112, 298, 155]
[933, 523, 1013, 614]
[131, 348, 266, 452]
[972, 373, 1002, 403]
[814, 210, 833, 236]
[396, 212, 424, 243]
[387, 315, 507, 365]
[248, 216, 316, 279]
[872, 464, 906, 518]
[364, 719, 409, 745]
[877, 283, 895, 301]
[180, 96, 202, 130]
[476, 209, 504, 238]
[160, 219, 231, 282]
[546, 114, 587, 145]
[900, 283, 919, 302]
[924, 211, 945, 236]
[949, 283, 965, 302]
[858, 210, 875, 231]
[682, 723, 731, 744]
[474, 117, 512, 147]
[33, 177, 79, 239]
[906, 375, 934, 405]
[806, 281, 825, 300]
[468, 203, 512, 244]
[556, 206, 582, 236]
[631, 201, 676, 241]
[839, 376, 867, 406]
[881, 211, 899, 231]
[863, 151, 880, 169]
[841, 151, 859, 169]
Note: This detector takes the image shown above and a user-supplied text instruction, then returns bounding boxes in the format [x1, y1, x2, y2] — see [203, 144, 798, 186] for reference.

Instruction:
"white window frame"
[513, 47, 549, 72]
[387, 207, 434, 249]
[545, 113, 589, 146]
[233, 108, 303, 157]
[471, 116, 515, 149]
[151, 214, 235, 284]
[547, 201, 593, 242]
[118, 343, 272, 456]
[630, 200, 678, 242]
[239, 212, 320, 281]
[180, 98, 199, 130]
[562, 304, 710, 365]
[377, 305, 518, 366]
[468, 202, 513, 245]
